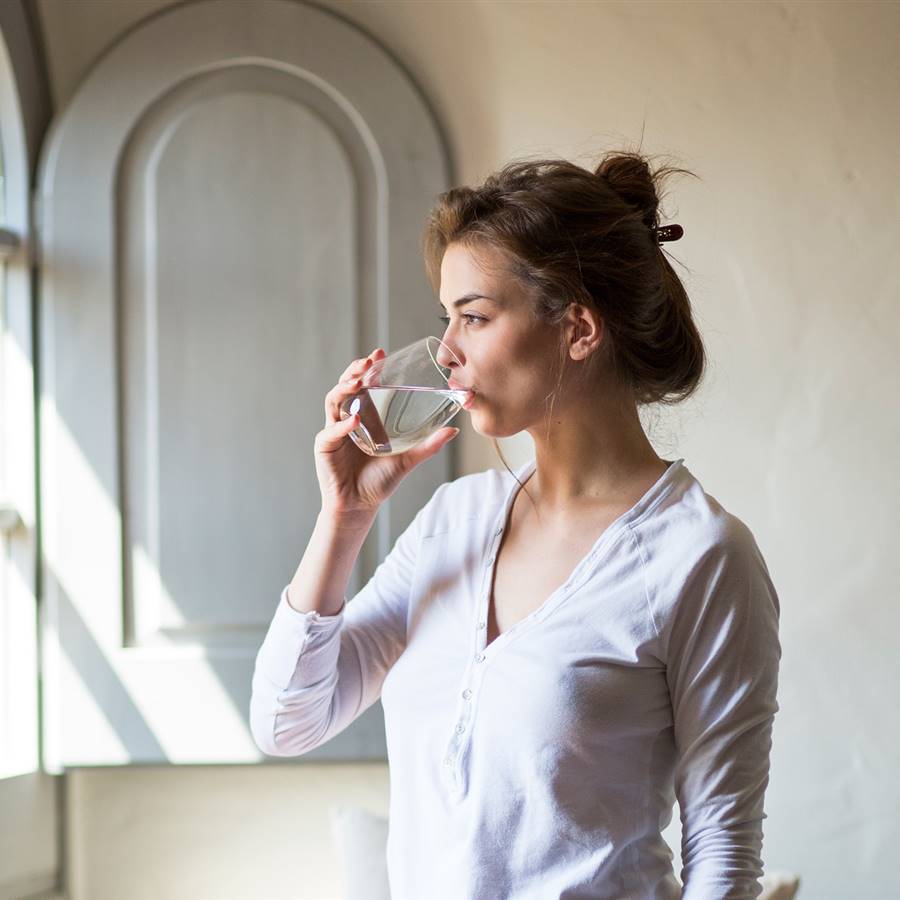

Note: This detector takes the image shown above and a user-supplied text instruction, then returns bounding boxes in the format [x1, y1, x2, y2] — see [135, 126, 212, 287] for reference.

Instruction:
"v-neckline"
[478, 456, 685, 655]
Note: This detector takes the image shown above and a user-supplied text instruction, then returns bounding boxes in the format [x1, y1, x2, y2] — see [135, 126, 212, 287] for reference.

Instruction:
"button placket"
[446, 513, 512, 796]
[446, 500, 517, 799]
[474, 521, 503, 652]
[446, 640, 488, 784]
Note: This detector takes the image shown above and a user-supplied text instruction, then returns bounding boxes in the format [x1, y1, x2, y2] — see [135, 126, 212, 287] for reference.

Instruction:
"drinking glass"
[339, 336, 472, 457]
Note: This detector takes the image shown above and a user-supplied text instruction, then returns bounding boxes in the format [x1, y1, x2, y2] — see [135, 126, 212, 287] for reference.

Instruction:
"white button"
[444, 757, 452, 766]
[476, 653, 485, 663]
[487, 557, 495, 566]
[477, 620, 486, 629]
[462, 689, 472, 700]
[455, 723, 465, 734]
[495, 527, 503, 535]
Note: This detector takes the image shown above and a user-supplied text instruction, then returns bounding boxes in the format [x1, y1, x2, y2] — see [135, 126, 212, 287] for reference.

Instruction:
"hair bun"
[594, 152, 660, 228]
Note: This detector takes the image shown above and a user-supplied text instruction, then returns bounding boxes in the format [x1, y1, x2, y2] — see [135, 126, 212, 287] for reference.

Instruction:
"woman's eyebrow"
[438, 293, 497, 310]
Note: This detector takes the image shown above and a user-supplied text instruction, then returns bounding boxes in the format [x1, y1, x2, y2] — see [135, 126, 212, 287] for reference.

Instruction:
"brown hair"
[421, 150, 706, 486]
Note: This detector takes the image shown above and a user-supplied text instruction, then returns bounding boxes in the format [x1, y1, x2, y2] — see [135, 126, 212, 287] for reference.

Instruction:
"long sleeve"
[249, 484, 445, 757]
[661, 519, 782, 899]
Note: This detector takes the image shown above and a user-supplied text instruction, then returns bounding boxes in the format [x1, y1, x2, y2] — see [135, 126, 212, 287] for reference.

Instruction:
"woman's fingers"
[396, 425, 460, 473]
[339, 356, 373, 384]
[326, 348, 386, 424]
[315, 409, 360, 453]
[338, 347, 385, 384]
[324, 376, 364, 424]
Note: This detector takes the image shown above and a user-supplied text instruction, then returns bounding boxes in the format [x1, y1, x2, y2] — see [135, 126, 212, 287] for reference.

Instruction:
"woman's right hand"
[315, 348, 460, 523]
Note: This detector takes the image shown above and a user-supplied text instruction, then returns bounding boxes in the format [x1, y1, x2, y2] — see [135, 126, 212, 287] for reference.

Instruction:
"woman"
[250, 152, 782, 899]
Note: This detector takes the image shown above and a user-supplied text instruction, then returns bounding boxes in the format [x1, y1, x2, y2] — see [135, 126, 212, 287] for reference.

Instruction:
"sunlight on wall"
[41, 397, 260, 767]
[132, 543, 185, 641]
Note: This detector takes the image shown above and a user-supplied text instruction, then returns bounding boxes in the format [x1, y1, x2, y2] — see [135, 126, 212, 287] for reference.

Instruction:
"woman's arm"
[662, 520, 782, 899]
[286, 509, 377, 617]
[250, 485, 445, 757]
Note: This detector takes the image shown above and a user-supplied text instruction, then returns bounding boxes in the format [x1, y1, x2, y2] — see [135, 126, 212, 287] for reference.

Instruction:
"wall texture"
[33, 1, 900, 898]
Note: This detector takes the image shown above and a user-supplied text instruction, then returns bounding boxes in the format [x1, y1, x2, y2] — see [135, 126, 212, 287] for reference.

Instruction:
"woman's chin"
[466, 408, 489, 435]
[466, 408, 519, 440]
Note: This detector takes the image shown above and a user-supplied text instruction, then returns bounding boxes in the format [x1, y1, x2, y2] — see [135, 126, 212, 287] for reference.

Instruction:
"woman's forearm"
[286, 509, 377, 616]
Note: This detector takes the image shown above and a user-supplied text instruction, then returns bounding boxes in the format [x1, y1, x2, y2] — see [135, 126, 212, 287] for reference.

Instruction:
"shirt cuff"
[280, 584, 347, 627]
[254, 585, 346, 690]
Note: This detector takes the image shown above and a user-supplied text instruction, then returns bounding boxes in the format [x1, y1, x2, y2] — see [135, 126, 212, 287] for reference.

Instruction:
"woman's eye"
[437, 313, 485, 326]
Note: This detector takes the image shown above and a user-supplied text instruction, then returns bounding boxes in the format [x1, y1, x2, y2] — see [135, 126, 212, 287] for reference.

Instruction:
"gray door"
[36, 0, 449, 769]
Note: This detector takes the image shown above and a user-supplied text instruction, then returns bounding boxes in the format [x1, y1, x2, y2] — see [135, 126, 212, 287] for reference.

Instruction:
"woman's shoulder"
[417, 463, 525, 539]
[636, 465, 777, 623]
[640, 463, 761, 555]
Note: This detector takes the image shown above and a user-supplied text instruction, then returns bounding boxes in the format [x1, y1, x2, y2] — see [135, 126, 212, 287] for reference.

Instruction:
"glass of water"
[339, 336, 473, 457]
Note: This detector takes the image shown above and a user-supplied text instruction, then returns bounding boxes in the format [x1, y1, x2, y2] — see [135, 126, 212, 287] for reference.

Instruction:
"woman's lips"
[449, 380, 476, 409]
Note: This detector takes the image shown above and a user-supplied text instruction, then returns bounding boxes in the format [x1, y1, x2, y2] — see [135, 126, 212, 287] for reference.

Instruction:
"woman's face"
[436, 242, 565, 438]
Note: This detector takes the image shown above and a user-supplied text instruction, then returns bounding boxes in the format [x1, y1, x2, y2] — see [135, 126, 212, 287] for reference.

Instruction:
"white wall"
[33, 1, 900, 898]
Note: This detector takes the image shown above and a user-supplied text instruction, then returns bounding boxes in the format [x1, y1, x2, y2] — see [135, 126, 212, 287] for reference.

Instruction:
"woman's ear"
[566, 304, 604, 362]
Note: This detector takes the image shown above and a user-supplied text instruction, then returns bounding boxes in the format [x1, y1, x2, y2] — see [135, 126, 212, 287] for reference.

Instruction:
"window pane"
[0, 108, 39, 779]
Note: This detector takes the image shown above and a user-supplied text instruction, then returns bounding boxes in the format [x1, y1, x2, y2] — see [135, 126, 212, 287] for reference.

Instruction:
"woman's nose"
[435, 337, 463, 370]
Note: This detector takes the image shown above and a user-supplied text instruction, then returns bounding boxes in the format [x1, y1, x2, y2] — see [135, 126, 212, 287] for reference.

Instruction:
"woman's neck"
[525, 389, 665, 515]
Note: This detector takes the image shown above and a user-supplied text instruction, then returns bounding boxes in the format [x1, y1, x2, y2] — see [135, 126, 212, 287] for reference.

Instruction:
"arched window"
[0, 2, 55, 896]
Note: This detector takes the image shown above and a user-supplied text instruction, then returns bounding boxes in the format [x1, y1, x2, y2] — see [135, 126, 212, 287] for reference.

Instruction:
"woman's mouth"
[448, 380, 476, 409]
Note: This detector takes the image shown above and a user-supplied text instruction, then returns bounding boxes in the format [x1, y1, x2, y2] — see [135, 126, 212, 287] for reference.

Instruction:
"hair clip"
[652, 224, 684, 243]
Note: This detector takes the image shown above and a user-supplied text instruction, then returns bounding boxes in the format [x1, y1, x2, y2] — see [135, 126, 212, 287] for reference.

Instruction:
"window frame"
[0, 3, 58, 897]
[0, 0, 38, 785]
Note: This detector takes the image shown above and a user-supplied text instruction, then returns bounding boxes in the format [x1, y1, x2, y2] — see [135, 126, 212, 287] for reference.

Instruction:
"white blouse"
[250, 458, 781, 899]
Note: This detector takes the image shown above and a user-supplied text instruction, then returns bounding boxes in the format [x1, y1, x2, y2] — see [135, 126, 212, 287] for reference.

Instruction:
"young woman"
[250, 152, 782, 899]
